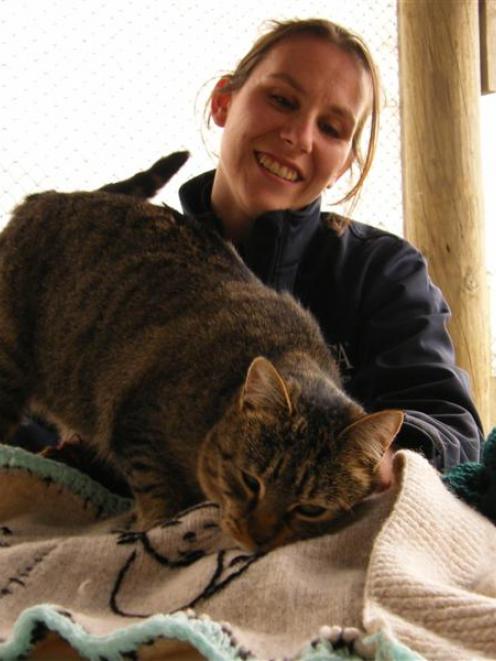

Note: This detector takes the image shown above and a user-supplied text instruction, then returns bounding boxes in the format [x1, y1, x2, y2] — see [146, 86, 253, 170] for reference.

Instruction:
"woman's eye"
[270, 93, 296, 110]
[241, 470, 260, 495]
[293, 504, 327, 518]
[320, 121, 340, 138]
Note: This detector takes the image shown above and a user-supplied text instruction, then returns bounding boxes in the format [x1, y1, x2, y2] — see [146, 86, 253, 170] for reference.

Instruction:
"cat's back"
[1, 188, 251, 305]
[1, 187, 329, 363]
[3, 188, 225, 264]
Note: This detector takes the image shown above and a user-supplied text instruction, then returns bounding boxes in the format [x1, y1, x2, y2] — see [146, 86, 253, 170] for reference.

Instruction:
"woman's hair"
[207, 18, 382, 231]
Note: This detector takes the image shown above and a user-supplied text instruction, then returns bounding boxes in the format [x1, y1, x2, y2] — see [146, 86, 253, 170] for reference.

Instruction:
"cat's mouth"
[255, 151, 303, 183]
[222, 510, 292, 553]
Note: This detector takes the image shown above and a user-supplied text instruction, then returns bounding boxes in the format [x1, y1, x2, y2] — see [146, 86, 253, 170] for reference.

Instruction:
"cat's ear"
[337, 409, 404, 464]
[211, 76, 233, 128]
[241, 356, 292, 416]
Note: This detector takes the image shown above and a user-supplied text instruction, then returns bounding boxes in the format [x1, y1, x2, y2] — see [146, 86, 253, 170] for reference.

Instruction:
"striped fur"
[0, 153, 403, 551]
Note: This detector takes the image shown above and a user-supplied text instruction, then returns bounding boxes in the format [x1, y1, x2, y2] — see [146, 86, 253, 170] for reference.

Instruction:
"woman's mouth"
[255, 152, 302, 183]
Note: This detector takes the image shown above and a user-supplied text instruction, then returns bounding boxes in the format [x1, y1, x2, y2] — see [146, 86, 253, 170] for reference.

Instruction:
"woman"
[177, 17, 483, 471]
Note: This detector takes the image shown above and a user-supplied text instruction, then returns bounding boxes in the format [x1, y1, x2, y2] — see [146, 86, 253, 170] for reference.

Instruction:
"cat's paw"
[133, 509, 169, 531]
[130, 493, 181, 531]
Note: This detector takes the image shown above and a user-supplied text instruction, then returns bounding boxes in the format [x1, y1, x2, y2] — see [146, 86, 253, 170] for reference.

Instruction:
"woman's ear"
[211, 76, 233, 128]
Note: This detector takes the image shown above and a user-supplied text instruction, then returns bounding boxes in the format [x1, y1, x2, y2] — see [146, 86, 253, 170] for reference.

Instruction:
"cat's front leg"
[0, 338, 31, 442]
[131, 491, 178, 530]
[109, 436, 201, 530]
[129, 478, 202, 530]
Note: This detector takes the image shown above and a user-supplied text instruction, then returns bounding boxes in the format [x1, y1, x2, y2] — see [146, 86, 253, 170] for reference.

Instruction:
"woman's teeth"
[256, 153, 299, 182]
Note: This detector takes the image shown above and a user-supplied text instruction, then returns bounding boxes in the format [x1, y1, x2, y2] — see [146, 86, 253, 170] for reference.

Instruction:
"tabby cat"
[0, 152, 403, 552]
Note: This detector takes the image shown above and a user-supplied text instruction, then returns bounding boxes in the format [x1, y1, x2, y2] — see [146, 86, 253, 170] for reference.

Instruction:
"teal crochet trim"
[0, 604, 425, 661]
[442, 427, 496, 523]
[0, 443, 131, 517]
[299, 630, 425, 660]
[363, 632, 426, 661]
[0, 606, 245, 661]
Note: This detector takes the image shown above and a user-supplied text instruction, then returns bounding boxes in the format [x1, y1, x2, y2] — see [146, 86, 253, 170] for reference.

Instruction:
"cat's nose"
[230, 525, 274, 553]
[245, 506, 289, 551]
[253, 532, 289, 553]
[252, 533, 273, 550]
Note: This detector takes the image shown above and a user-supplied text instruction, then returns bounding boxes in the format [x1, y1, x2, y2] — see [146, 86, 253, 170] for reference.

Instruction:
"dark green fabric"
[443, 427, 496, 523]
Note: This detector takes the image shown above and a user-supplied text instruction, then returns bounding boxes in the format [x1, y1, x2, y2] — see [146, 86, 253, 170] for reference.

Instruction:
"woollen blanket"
[0, 444, 496, 661]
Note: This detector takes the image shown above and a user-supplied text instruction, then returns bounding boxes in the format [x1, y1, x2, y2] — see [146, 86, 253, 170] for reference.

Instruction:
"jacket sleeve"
[350, 235, 484, 471]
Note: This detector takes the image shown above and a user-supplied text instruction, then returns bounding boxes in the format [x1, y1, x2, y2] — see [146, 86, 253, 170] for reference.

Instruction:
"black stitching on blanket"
[182, 531, 196, 542]
[201, 550, 226, 594]
[109, 543, 204, 618]
[0, 545, 56, 599]
[229, 554, 253, 567]
[139, 531, 206, 568]
[180, 550, 262, 610]
[0, 527, 11, 545]
[109, 550, 148, 618]
[109, 511, 259, 620]
[55, 608, 75, 621]
[175, 549, 206, 565]
[116, 530, 145, 545]
[140, 533, 172, 565]
[202, 521, 219, 530]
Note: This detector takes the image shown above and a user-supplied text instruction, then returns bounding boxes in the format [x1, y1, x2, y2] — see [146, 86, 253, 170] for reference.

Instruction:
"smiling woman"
[207, 37, 369, 239]
[208, 36, 372, 241]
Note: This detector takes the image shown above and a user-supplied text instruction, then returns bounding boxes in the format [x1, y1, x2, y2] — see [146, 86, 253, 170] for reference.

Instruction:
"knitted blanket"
[1, 443, 496, 661]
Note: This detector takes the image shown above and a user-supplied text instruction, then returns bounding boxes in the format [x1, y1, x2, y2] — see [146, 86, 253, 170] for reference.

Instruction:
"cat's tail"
[99, 151, 190, 199]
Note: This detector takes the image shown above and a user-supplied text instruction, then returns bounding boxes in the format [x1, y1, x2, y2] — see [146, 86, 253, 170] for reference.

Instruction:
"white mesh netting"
[0, 0, 494, 371]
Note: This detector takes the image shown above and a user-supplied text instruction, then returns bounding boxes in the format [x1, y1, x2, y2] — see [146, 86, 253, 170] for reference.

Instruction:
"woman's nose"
[279, 116, 313, 153]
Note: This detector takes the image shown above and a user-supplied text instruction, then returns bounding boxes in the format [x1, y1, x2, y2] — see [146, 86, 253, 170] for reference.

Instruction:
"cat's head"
[197, 356, 403, 553]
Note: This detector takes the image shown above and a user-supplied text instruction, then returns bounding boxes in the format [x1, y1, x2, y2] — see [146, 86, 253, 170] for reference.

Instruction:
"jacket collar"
[179, 170, 322, 292]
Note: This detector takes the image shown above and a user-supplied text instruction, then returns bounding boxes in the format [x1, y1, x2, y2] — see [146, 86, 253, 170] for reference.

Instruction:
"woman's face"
[211, 36, 372, 231]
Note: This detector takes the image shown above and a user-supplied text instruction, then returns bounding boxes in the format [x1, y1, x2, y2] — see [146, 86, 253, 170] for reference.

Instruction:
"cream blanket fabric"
[0, 444, 495, 660]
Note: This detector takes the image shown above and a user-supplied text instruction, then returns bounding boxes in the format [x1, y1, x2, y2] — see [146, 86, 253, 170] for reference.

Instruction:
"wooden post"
[480, 0, 496, 93]
[398, 0, 491, 432]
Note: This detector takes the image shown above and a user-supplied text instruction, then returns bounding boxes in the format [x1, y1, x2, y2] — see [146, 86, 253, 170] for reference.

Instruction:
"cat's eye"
[292, 504, 327, 519]
[240, 470, 260, 495]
